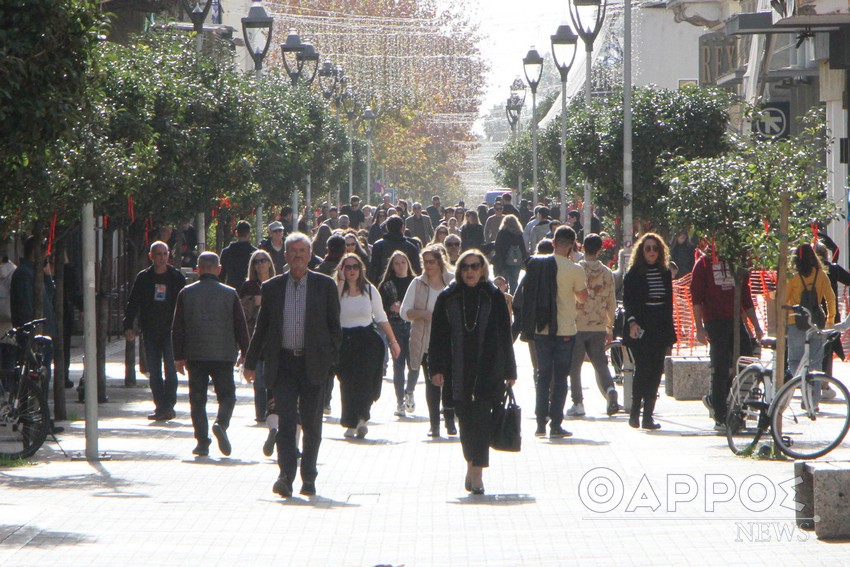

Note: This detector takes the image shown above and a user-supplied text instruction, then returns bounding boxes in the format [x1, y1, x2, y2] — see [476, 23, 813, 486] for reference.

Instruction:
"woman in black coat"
[623, 233, 676, 430]
[430, 250, 517, 495]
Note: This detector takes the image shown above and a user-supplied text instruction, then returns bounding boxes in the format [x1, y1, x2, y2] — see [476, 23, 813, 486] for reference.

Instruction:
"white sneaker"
[566, 403, 585, 417]
[394, 403, 405, 417]
[343, 428, 356, 438]
[356, 419, 368, 438]
[821, 386, 837, 401]
[404, 393, 416, 413]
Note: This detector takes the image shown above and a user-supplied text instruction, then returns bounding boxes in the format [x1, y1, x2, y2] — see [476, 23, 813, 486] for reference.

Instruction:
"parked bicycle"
[726, 305, 850, 459]
[0, 319, 51, 459]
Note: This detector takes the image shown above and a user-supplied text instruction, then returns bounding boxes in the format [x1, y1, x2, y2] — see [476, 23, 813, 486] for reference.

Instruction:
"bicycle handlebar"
[0, 319, 47, 340]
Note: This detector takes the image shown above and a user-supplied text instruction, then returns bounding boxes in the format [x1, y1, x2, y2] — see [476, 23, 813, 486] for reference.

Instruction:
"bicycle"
[726, 305, 850, 459]
[0, 319, 52, 459]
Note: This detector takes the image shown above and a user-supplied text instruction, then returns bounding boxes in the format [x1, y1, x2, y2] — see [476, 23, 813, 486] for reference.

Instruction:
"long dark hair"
[794, 244, 823, 277]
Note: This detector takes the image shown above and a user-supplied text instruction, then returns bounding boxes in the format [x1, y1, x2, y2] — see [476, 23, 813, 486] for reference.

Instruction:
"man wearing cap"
[260, 221, 287, 274]
[405, 202, 433, 245]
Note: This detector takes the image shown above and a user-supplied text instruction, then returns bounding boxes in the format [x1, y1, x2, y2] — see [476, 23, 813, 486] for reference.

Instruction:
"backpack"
[506, 244, 523, 266]
[797, 270, 826, 330]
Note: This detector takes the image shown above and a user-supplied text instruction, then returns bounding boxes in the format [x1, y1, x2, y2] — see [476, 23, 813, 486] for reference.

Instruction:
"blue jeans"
[252, 360, 266, 421]
[391, 320, 416, 403]
[534, 334, 575, 428]
[502, 265, 521, 294]
[145, 335, 178, 412]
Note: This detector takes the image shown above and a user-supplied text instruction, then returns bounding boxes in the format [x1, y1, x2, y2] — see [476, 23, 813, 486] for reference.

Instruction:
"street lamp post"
[623, 0, 634, 249]
[508, 77, 526, 204]
[570, 0, 607, 233]
[241, 1, 274, 241]
[280, 30, 319, 230]
[361, 107, 376, 207]
[522, 47, 544, 207]
[241, 0, 274, 72]
[551, 24, 578, 224]
[340, 88, 357, 204]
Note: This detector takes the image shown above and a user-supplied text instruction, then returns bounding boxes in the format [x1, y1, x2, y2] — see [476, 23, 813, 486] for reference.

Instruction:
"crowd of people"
[2, 190, 840, 499]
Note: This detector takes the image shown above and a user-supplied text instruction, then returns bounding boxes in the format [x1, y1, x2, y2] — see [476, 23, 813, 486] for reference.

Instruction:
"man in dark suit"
[244, 233, 341, 498]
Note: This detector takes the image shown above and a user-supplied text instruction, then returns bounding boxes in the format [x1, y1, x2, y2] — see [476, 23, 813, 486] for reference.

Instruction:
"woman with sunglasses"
[343, 232, 371, 270]
[622, 233, 676, 430]
[443, 234, 462, 267]
[429, 250, 517, 494]
[335, 253, 401, 439]
[368, 209, 388, 245]
[401, 245, 455, 436]
[431, 225, 449, 246]
[240, 250, 278, 453]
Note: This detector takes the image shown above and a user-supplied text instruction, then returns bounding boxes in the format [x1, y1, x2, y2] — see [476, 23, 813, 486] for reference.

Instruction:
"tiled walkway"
[1, 341, 849, 566]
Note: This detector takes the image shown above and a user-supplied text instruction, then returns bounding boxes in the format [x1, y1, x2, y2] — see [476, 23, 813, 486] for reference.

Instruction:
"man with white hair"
[405, 202, 434, 245]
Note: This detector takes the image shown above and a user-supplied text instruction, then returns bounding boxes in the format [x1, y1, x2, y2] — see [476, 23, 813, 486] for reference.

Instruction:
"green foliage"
[493, 85, 731, 223]
[661, 107, 836, 274]
[0, 0, 105, 167]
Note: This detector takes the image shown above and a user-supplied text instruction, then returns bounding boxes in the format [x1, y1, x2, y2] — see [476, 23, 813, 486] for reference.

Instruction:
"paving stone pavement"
[2, 340, 850, 566]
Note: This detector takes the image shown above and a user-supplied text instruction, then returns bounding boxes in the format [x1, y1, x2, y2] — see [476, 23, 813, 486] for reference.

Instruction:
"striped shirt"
[282, 274, 308, 349]
[646, 266, 665, 305]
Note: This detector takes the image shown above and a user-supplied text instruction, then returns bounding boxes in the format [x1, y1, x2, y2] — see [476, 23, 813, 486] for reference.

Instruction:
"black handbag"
[491, 386, 521, 452]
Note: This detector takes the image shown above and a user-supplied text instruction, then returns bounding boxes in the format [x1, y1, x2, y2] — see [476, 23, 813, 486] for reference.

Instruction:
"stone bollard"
[664, 356, 711, 401]
[794, 460, 850, 539]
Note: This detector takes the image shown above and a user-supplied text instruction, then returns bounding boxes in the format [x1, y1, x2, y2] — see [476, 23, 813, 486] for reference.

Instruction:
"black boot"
[444, 408, 457, 436]
[641, 395, 661, 430]
[628, 398, 640, 429]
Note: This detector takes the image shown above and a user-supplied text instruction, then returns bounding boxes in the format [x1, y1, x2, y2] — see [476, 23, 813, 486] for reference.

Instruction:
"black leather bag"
[491, 386, 521, 452]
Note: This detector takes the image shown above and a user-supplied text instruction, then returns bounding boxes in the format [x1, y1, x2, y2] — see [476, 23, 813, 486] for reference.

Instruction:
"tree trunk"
[52, 237, 67, 420]
[96, 226, 112, 402]
[32, 224, 44, 319]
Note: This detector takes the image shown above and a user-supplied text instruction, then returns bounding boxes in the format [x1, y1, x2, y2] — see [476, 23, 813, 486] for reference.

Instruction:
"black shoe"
[535, 424, 547, 437]
[65, 379, 74, 389]
[427, 427, 440, 437]
[50, 425, 64, 434]
[273, 475, 293, 498]
[642, 419, 661, 430]
[147, 411, 163, 421]
[629, 404, 640, 429]
[263, 429, 277, 457]
[471, 486, 485, 495]
[212, 423, 231, 456]
[192, 441, 210, 456]
[606, 389, 619, 416]
[300, 481, 316, 496]
[549, 425, 573, 438]
[446, 422, 458, 436]
[163, 409, 176, 421]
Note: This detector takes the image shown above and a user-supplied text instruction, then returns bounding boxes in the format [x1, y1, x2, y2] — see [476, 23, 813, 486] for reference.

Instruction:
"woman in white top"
[336, 253, 400, 439]
[401, 245, 455, 437]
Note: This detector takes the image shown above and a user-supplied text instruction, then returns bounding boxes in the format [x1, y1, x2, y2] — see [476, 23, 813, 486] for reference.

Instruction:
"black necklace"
[462, 288, 481, 332]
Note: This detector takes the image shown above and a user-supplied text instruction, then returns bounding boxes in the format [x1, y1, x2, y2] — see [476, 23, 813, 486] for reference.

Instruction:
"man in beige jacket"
[567, 234, 619, 417]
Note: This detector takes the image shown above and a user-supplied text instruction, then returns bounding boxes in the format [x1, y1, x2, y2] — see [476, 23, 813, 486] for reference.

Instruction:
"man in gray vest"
[172, 252, 250, 457]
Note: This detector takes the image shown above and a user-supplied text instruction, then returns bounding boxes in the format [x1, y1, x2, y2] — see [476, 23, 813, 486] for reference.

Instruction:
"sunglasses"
[644, 245, 660, 252]
[460, 262, 482, 271]
[255, 258, 270, 264]
[423, 258, 438, 265]
[342, 263, 361, 270]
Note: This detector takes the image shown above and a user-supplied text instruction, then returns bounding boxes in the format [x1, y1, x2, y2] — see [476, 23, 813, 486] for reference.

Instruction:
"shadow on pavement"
[451, 493, 536, 506]
[269, 495, 359, 509]
[0, 524, 96, 547]
[545, 438, 610, 446]
[181, 457, 261, 466]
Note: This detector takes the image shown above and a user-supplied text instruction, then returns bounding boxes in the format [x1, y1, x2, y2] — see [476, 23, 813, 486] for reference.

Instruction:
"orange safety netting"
[671, 270, 778, 355]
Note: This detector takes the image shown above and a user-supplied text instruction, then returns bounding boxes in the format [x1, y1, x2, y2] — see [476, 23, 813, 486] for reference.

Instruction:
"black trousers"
[631, 343, 666, 419]
[706, 319, 753, 423]
[187, 360, 236, 444]
[454, 400, 495, 467]
[423, 354, 455, 432]
[271, 352, 325, 483]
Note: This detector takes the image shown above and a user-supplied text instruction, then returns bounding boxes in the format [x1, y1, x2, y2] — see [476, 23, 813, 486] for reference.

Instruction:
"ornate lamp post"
[551, 24, 578, 223]
[361, 107, 376, 206]
[340, 88, 358, 203]
[182, 0, 214, 33]
[522, 47, 544, 207]
[505, 81, 525, 204]
[241, 1, 274, 72]
[570, 0, 607, 232]
[280, 30, 319, 86]
[318, 59, 338, 101]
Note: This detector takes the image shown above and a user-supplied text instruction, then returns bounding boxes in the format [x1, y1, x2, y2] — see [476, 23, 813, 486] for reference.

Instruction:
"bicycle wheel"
[771, 374, 850, 460]
[726, 367, 769, 455]
[0, 378, 50, 459]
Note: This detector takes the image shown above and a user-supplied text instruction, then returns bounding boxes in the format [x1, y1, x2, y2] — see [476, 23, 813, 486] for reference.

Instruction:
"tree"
[661, 107, 837, 371]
